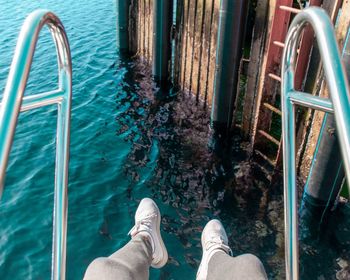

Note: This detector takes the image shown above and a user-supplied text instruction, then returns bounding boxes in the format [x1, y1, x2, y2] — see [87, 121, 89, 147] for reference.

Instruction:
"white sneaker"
[128, 198, 168, 268]
[196, 219, 233, 280]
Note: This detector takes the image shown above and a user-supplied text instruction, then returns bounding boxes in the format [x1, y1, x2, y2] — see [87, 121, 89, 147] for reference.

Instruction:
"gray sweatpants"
[83, 235, 268, 280]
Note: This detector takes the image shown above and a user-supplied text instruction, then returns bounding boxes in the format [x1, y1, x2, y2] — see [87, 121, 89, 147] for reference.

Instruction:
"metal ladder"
[0, 10, 72, 280]
[281, 7, 350, 280]
[252, 0, 321, 171]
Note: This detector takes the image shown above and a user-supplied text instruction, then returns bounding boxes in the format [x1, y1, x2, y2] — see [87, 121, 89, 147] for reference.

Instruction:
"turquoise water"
[0, 1, 279, 278]
[0, 1, 130, 278]
[1, 1, 350, 279]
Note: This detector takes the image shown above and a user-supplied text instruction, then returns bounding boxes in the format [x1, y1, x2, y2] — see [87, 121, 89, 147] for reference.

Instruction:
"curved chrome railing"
[0, 10, 72, 280]
[281, 7, 350, 280]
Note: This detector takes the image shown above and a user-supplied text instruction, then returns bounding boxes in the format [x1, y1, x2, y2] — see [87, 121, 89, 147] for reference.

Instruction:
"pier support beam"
[299, 114, 345, 240]
[153, 0, 173, 85]
[117, 0, 131, 52]
[300, 7, 350, 228]
[211, 0, 248, 132]
[303, 25, 350, 206]
[302, 114, 344, 209]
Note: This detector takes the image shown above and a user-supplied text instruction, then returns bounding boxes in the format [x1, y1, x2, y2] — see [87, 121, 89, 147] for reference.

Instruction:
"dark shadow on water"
[100, 56, 350, 279]
[102, 56, 282, 278]
[299, 195, 350, 279]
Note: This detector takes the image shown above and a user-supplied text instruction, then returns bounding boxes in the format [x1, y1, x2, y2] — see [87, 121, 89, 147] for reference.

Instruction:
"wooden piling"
[174, 0, 220, 106]
[128, 0, 154, 63]
[242, 0, 270, 140]
[129, 0, 139, 55]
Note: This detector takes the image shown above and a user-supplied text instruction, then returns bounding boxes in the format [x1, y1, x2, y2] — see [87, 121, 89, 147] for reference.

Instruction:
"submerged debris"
[336, 258, 350, 280]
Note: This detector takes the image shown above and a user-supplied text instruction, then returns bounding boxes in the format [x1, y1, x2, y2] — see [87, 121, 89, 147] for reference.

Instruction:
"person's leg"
[207, 251, 267, 280]
[197, 219, 267, 280]
[84, 234, 152, 280]
[83, 198, 168, 280]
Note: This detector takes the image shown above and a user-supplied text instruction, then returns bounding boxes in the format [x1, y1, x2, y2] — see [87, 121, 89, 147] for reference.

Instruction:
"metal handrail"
[0, 10, 72, 280]
[281, 7, 350, 280]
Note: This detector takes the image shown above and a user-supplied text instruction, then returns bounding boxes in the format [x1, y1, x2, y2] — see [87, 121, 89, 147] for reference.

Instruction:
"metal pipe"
[281, 7, 350, 280]
[0, 10, 72, 280]
[211, 0, 248, 131]
[303, 114, 344, 203]
[117, 0, 131, 52]
[152, 0, 173, 85]
[0, 89, 64, 112]
[288, 90, 334, 113]
[301, 26, 350, 219]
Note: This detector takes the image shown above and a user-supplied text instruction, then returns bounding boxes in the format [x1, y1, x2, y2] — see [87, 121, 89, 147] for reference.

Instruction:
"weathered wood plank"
[129, 0, 139, 55]
[178, 0, 221, 102]
[128, 0, 153, 62]
[173, 0, 184, 87]
[181, 0, 191, 91]
[242, 0, 269, 140]
[190, 0, 203, 100]
[207, 0, 220, 106]
[184, 0, 195, 91]
[252, 0, 292, 162]
[203, 0, 216, 105]
[173, 0, 184, 88]
[196, 0, 207, 102]
[140, 0, 145, 57]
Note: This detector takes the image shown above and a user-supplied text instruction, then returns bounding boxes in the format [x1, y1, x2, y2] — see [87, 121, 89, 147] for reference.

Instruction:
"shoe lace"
[205, 236, 233, 256]
[128, 213, 157, 237]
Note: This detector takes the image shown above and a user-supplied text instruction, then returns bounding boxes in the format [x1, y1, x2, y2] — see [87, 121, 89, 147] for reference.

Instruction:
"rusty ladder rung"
[255, 149, 276, 166]
[258, 130, 280, 146]
[273, 41, 285, 48]
[279, 5, 301, 14]
[272, 41, 300, 55]
[263, 102, 282, 115]
[268, 73, 282, 82]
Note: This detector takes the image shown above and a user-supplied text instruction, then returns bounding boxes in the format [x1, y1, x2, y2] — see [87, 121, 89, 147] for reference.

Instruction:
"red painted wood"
[266, 0, 293, 71]
[253, 0, 293, 152]
[294, 0, 322, 90]
[253, 0, 326, 171]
